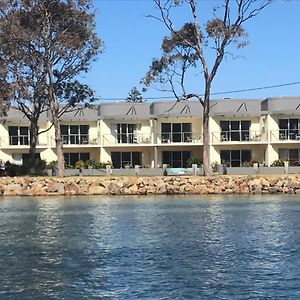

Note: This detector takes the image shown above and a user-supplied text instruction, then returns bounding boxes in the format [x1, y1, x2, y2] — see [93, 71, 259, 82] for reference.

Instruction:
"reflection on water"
[1, 195, 300, 299]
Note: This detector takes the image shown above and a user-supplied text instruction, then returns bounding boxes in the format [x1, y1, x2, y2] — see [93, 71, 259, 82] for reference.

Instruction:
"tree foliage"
[0, 0, 102, 176]
[126, 87, 144, 103]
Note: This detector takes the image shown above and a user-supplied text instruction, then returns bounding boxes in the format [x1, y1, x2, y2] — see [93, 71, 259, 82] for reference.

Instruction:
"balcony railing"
[9, 135, 29, 146]
[0, 135, 48, 147]
[103, 133, 152, 145]
[158, 132, 202, 144]
[212, 130, 265, 143]
[59, 134, 99, 146]
[0, 135, 30, 147]
[270, 129, 300, 142]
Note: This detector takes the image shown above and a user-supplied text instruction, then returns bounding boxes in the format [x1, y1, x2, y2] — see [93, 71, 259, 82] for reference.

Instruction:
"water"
[1, 195, 300, 299]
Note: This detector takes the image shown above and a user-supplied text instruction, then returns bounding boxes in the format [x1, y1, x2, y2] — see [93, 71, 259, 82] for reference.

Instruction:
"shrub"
[186, 157, 202, 167]
[271, 159, 284, 167]
[240, 161, 252, 167]
[290, 160, 300, 166]
[46, 161, 57, 170]
[75, 160, 85, 169]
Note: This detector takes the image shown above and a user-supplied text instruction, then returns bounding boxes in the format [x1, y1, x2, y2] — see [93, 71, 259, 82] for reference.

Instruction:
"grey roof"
[210, 99, 262, 116]
[0, 107, 49, 123]
[99, 102, 151, 120]
[262, 96, 300, 115]
[58, 106, 99, 121]
[151, 100, 203, 118]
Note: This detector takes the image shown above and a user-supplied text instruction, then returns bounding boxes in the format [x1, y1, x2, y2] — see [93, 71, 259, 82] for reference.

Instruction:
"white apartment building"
[1, 96, 300, 168]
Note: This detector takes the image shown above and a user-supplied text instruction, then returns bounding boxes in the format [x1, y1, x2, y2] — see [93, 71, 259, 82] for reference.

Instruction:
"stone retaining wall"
[1, 175, 300, 196]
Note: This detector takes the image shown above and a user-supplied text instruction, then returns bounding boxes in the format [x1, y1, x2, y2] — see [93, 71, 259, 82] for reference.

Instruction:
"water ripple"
[1, 195, 300, 299]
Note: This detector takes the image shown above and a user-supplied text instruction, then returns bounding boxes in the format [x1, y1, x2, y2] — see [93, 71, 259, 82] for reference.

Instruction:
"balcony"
[270, 130, 300, 142]
[0, 135, 47, 148]
[212, 130, 266, 143]
[158, 132, 202, 144]
[102, 133, 152, 146]
[53, 134, 99, 146]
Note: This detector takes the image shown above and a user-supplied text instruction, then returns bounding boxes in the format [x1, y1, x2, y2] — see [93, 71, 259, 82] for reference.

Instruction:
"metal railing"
[0, 135, 30, 147]
[158, 132, 202, 143]
[102, 133, 151, 145]
[211, 130, 265, 143]
[59, 134, 99, 145]
[270, 129, 300, 142]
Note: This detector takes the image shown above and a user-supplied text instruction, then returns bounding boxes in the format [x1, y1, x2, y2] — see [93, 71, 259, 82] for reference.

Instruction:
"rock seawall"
[1, 175, 300, 196]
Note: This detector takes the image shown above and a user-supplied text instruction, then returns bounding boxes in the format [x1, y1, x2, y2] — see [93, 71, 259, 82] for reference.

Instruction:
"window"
[162, 151, 191, 168]
[116, 124, 140, 144]
[60, 125, 89, 144]
[279, 149, 299, 162]
[111, 152, 141, 168]
[279, 119, 300, 140]
[8, 126, 29, 145]
[220, 150, 251, 167]
[64, 152, 90, 166]
[220, 121, 251, 141]
[161, 123, 192, 143]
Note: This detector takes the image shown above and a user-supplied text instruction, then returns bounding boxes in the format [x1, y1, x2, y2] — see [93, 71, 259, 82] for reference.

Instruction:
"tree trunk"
[46, 55, 64, 177]
[50, 104, 64, 177]
[202, 82, 211, 176]
[28, 117, 39, 174]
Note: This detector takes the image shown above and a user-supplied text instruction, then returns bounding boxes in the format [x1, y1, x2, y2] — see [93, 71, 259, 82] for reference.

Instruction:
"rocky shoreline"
[1, 175, 300, 196]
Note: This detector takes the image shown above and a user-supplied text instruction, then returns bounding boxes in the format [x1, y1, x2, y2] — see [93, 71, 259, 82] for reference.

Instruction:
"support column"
[154, 146, 158, 168]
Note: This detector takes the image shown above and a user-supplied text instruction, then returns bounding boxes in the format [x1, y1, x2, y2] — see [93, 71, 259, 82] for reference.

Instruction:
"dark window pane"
[220, 121, 229, 131]
[279, 119, 288, 129]
[241, 121, 251, 130]
[183, 151, 191, 167]
[290, 119, 298, 130]
[64, 153, 69, 165]
[60, 125, 68, 135]
[79, 153, 90, 162]
[121, 152, 131, 167]
[231, 121, 239, 130]
[162, 152, 171, 166]
[69, 153, 79, 166]
[220, 150, 230, 164]
[8, 126, 18, 136]
[161, 123, 171, 133]
[231, 150, 240, 160]
[278, 149, 289, 160]
[112, 152, 121, 169]
[20, 127, 28, 135]
[290, 149, 298, 161]
[231, 131, 240, 141]
[231, 160, 240, 167]
[182, 123, 192, 133]
[172, 152, 181, 160]
[172, 123, 181, 132]
[172, 151, 182, 168]
[241, 150, 251, 162]
[70, 125, 79, 134]
[132, 152, 141, 166]
[80, 125, 89, 134]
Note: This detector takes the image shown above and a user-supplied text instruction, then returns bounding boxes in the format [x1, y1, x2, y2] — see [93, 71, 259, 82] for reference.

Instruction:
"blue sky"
[82, 0, 300, 101]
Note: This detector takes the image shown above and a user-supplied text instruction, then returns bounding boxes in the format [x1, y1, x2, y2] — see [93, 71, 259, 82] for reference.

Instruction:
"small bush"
[75, 160, 85, 169]
[271, 159, 285, 167]
[186, 157, 202, 167]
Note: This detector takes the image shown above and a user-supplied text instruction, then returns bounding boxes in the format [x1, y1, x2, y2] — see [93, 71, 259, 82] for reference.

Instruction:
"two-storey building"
[1, 97, 300, 168]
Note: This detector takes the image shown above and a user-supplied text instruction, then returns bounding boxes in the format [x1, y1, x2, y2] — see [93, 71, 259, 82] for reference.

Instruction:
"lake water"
[1, 195, 300, 299]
